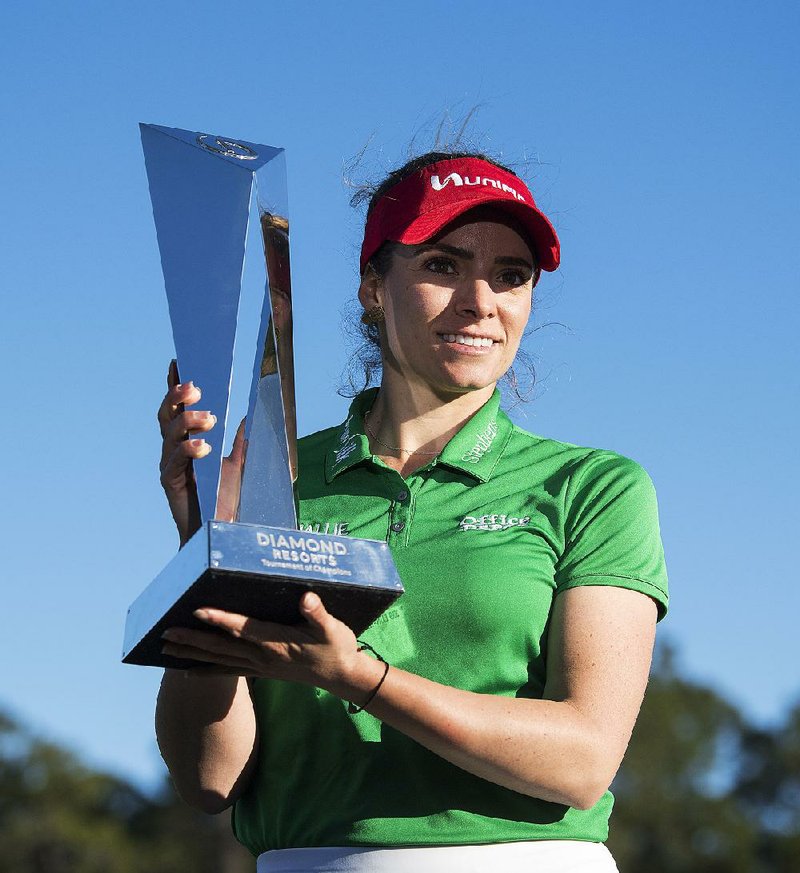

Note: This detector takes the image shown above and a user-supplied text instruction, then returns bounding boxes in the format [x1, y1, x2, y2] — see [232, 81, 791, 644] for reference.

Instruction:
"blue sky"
[1, 1, 798, 789]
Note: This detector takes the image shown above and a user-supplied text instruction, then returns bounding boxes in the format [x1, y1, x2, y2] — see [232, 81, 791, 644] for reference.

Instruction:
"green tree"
[3, 653, 799, 873]
[734, 701, 800, 870]
[608, 645, 800, 873]
[0, 711, 251, 873]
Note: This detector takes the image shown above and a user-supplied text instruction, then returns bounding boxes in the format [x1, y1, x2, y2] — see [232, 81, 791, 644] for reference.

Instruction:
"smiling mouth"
[438, 333, 497, 348]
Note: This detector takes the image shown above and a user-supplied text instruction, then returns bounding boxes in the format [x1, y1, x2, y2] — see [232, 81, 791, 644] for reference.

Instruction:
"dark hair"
[340, 149, 539, 400]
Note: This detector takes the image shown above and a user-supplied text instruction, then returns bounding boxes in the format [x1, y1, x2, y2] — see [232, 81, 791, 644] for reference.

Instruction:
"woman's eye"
[423, 256, 457, 275]
[498, 269, 531, 287]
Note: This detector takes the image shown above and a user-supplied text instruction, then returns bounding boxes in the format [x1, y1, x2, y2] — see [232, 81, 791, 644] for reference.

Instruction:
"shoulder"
[508, 421, 670, 619]
[502, 416, 656, 495]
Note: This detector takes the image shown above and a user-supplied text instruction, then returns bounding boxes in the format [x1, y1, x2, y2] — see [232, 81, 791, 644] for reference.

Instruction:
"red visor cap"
[360, 157, 560, 275]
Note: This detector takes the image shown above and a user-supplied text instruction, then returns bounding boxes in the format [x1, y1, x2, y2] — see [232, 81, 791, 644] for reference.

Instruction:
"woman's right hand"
[157, 360, 245, 546]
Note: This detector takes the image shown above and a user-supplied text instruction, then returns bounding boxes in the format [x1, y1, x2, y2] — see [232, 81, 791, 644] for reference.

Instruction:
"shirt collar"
[325, 389, 377, 482]
[325, 387, 513, 484]
[436, 388, 512, 482]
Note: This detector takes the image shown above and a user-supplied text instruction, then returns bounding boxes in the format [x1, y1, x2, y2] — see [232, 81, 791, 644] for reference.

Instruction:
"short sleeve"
[554, 450, 669, 620]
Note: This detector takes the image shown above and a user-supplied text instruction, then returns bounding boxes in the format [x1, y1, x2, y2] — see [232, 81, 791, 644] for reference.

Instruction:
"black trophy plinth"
[123, 522, 403, 669]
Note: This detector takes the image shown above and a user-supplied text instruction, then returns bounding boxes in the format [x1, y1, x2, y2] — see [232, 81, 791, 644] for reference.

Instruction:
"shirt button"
[391, 521, 405, 533]
[396, 490, 409, 502]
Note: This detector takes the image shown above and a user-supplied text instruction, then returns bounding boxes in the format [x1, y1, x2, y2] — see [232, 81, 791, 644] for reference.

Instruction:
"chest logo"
[458, 513, 531, 532]
[299, 522, 350, 537]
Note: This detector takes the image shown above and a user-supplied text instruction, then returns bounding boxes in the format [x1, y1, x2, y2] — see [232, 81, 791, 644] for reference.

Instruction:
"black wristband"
[348, 641, 390, 715]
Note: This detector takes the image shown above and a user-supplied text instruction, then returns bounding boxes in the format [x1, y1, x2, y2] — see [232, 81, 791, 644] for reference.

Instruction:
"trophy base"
[122, 521, 404, 669]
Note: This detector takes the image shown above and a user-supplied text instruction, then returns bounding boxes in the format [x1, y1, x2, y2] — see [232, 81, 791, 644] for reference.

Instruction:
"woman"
[156, 151, 668, 872]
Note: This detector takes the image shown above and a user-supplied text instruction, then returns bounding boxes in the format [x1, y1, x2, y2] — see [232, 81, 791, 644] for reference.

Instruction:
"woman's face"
[361, 210, 537, 397]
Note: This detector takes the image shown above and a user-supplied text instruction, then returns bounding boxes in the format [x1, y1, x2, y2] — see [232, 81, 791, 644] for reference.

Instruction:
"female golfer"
[155, 151, 668, 872]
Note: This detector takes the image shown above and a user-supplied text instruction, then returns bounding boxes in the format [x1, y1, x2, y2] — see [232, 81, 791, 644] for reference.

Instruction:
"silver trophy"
[123, 124, 402, 668]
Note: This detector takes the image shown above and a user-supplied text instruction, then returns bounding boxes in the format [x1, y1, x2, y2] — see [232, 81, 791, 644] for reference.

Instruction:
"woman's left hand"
[160, 593, 382, 701]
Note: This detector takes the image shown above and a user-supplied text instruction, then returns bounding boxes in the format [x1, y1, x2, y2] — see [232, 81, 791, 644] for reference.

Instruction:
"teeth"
[441, 334, 494, 347]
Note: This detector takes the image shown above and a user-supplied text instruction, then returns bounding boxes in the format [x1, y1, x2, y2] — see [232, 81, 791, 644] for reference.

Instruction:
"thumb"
[300, 591, 329, 630]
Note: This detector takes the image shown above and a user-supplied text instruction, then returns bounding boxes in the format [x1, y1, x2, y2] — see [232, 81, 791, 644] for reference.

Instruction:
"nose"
[455, 277, 497, 320]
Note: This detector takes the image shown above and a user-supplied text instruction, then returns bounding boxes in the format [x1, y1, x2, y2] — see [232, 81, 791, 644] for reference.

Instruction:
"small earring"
[360, 305, 385, 325]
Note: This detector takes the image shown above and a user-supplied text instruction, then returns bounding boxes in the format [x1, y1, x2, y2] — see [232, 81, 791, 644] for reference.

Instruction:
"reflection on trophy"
[259, 210, 297, 484]
[237, 210, 298, 524]
[122, 125, 402, 669]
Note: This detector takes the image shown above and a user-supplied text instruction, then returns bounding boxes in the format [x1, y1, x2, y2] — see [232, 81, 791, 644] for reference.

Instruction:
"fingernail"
[190, 438, 206, 448]
[177, 380, 194, 391]
[193, 608, 211, 621]
[303, 592, 320, 609]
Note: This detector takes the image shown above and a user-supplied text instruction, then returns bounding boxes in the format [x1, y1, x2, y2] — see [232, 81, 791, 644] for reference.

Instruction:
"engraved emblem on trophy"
[123, 124, 403, 668]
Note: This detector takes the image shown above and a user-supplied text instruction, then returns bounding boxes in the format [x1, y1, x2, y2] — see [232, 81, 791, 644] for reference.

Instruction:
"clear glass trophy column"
[122, 125, 402, 669]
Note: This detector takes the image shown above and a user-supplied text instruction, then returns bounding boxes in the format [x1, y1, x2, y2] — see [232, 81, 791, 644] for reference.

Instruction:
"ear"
[358, 268, 383, 312]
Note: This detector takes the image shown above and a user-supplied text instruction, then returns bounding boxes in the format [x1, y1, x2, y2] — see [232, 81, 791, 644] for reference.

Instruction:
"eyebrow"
[409, 243, 534, 270]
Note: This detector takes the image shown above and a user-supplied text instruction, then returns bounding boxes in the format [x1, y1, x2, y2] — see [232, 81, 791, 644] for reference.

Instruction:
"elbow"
[534, 748, 615, 810]
[546, 720, 621, 810]
[545, 774, 609, 811]
[178, 786, 238, 816]
[565, 781, 609, 811]
[168, 763, 256, 815]
[163, 751, 257, 816]
[557, 757, 616, 810]
[512, 763, 611, 810]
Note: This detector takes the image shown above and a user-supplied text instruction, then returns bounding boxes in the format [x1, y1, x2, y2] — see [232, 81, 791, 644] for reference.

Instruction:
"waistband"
[257, 840, 619, 873]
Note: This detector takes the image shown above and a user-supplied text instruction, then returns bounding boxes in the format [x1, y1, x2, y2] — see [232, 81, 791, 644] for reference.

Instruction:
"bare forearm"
[340, 659, 614, 810]
[155, 589, 653, 812]
[330, 590, 655, 810]
[155, 671, 257, 814]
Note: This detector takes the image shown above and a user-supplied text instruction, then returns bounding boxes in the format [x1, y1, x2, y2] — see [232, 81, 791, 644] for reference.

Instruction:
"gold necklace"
[364, 409, 442, 457]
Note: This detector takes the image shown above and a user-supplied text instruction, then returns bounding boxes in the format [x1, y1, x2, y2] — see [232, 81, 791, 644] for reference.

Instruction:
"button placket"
[388, 476, 417, 546]
[389, 500, 409, 542]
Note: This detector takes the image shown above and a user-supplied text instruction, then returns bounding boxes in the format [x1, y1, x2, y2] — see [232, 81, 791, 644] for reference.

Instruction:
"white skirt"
[257, 841, 619, 872]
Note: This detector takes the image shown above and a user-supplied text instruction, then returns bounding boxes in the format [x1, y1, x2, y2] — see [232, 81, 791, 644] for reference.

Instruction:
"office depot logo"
[430, 172, 526, 202]
[458, 513, 531, 532]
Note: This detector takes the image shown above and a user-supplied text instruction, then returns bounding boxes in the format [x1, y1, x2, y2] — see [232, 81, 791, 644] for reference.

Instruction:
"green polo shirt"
[232, 389, 668, 854]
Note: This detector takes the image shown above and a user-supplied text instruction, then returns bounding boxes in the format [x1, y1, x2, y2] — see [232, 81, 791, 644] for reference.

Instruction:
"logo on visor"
[430, 173, 526, 202]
